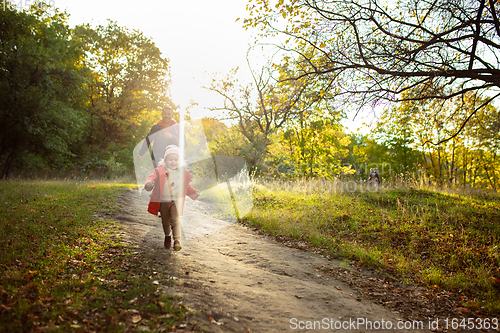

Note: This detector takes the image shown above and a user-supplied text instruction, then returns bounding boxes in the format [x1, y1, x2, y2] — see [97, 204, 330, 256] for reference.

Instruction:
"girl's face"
[165, 154, 179, 170]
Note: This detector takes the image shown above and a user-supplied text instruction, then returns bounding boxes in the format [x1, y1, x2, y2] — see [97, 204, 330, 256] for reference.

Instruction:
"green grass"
[244, 180, 500, 315]
[0, 180, 189, 332]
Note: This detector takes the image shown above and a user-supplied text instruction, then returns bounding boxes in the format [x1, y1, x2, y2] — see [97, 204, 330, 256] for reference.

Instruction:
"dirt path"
[113, 189, 435, 332]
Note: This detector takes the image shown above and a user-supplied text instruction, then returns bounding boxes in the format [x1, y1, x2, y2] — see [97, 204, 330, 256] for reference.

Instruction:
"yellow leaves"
[319, 42, 326, 48]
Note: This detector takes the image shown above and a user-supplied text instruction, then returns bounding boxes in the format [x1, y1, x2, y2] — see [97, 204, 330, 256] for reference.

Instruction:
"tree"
[205, 53, 339, 173]
[376, 85, 500, 189]
[74, 21, 173, 156]
[0, 7, 88, 178]
[201, 117, 228, 143]
[350, 134, 392, 180]
[373, 100, 424, 175]
[280, 117, 352, 178]
[243, 0, 500, 142]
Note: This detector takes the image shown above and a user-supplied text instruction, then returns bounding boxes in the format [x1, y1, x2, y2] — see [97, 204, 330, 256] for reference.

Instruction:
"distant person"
[367, 168, 381, 187]
[143, 145, 200, 251]
[137, 106, 183, 167]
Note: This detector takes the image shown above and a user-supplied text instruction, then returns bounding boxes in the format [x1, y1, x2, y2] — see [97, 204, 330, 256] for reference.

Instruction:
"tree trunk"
[1, 143, 19, 179]
[427, 149, 436, 185]
[437, 146, 443, 187]
[481, 151, 497, 192]
[493, 151, 498, 190]
[462, 147, 468, 187]
[450, 140, 456, 185]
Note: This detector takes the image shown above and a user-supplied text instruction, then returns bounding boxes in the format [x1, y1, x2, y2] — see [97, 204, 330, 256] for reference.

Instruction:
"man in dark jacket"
[137, 107, 183, 167]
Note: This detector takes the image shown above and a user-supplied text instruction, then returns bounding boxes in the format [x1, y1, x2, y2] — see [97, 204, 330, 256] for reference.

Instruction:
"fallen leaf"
[158, 314, 172, 319]
[0, 304, 11, 312]
[132, 315, 142, 324]
[211, 318, 223, 325]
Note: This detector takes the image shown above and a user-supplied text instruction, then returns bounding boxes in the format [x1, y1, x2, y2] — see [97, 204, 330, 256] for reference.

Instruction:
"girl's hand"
[144, 181, 155, 191]
[194, 190, 201, 199]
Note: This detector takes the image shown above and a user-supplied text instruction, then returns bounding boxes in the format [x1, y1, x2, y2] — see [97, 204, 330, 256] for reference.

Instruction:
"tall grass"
[244, 178, 500, 315]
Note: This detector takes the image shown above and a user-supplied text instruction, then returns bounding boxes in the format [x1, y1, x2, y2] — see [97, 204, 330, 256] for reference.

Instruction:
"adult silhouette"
[137, 106, 183, 167]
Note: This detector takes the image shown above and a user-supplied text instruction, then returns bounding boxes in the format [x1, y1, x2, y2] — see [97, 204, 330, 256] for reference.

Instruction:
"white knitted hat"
[164, 145, 180, 158]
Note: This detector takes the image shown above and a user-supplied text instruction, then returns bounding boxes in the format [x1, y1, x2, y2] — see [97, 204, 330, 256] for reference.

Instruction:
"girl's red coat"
[144, 166, 198, 216]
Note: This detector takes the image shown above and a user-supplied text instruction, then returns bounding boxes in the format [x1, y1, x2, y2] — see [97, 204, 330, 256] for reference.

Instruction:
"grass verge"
[244, 180, 500, 316]
[0, 180, 189, 332]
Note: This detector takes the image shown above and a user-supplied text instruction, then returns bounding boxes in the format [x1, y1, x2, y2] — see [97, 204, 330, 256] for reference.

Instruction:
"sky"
[50, 0, 373, 132]
[54, 0, 254, 120]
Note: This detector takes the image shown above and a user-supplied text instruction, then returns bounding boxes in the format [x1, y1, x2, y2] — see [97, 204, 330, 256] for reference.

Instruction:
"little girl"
[144, 145, 200, 251]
